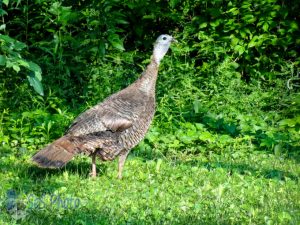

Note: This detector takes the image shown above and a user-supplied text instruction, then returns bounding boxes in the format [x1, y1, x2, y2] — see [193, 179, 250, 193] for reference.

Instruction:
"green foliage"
[0, 35, 43, 95]
[0, 0, 299, 224]
[178, 0, 300, 80]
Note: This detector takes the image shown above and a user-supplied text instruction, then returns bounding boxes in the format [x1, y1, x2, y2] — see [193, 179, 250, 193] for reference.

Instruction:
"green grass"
[1, 56, 299, 224]
[0, 146, 299, 224]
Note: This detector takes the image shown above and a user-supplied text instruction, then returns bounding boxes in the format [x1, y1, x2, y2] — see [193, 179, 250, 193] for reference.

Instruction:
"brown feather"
[32, 136, 78, 168]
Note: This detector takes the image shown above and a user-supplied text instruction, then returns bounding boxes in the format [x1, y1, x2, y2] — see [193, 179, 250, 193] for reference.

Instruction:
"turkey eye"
[162, 37, 167, 40]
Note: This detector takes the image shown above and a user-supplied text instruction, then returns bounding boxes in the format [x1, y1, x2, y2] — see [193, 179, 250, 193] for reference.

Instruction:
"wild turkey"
[32, 34, 176, 178]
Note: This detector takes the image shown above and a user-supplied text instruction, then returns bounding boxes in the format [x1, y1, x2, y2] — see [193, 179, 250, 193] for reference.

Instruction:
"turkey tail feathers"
[32, 136, 77, 168]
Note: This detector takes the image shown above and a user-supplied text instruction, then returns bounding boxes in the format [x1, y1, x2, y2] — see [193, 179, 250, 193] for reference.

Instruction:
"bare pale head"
[153, 34, 176, 64]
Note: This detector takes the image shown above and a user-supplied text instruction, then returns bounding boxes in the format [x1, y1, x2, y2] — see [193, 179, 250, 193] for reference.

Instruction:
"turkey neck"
[137, 58, 159, 95]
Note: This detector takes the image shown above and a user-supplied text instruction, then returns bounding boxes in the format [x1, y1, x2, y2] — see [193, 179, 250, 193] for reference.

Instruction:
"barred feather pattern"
[32, 59, 159, 167]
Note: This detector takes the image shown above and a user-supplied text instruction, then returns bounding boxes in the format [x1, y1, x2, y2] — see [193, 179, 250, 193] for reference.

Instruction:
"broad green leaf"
[90, 20, 100, 27]
[218, 135, 232, 144]
[28, 61, 42, 80]
[34, 71, 42, 82]
[210, 20, 220, 27]
[239, 30, 247, 38]
[3, 0, 9, 6]
[179, 135, 194, 144]
[143, 14, 155, 19]
[49, 2, 62, 16]
[169, 0, 180, 8]
[108, 34, 125, 51]
[290, 21, 299, 30]
[199, 131, 215, 142]
[0, 34, 14, 43]
[17, 59, 29, 68]
[199, 22, 207, 29]
[0, 24, 6, 31]
[243, 14, 256, 23]
[279, 117, 300, 127]
[115, 19, 129, 25]
[231, 37, 240, 46]
[248, 36, 258, 48]
[234, 45, 245, 55]
[0, 35, 27, 50]
[27, 72, 44, 96]
[14, 40, 27, 51]
[231, 61, 239, 69]
[262, 22, 269, 32]
[227, 7, 239, 15]
[0, 9, 8, 16]
[12, 64, 20, 73]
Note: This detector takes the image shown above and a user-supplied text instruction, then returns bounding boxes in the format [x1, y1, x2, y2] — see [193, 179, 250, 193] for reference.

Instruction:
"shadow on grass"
[131, 147, 300, 182]
[0, 154, 108, 179]
[177, 159, 299, 182]
[12, 206, 233, 225]
[32, 162, 106, 180]
[0, 156, 108, 195]
[25, 160, 107, 181]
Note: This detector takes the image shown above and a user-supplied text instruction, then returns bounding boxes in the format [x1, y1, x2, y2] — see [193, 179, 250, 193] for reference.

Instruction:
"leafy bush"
[0, 34, 43, 95]
[0, 0, 299, 156]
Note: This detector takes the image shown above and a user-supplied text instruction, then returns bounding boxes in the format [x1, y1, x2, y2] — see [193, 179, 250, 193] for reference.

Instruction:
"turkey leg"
[91, 153, 97, 178]
[118, 151, 129, 179]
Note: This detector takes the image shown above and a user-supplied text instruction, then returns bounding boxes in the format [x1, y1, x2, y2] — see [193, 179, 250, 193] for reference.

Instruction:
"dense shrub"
[0, 0, 299, 160]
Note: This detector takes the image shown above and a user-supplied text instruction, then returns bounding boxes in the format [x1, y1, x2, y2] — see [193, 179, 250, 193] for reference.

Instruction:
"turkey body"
[32, 34, 175, 178]
[66, 63, 157, 161]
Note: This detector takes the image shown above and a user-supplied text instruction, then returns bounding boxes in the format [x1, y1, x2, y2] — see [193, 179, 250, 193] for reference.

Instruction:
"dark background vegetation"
[0, 0, 299, 224]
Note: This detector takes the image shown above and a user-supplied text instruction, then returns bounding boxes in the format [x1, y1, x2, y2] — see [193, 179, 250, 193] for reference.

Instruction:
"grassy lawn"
[0, 146, 299, 224]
